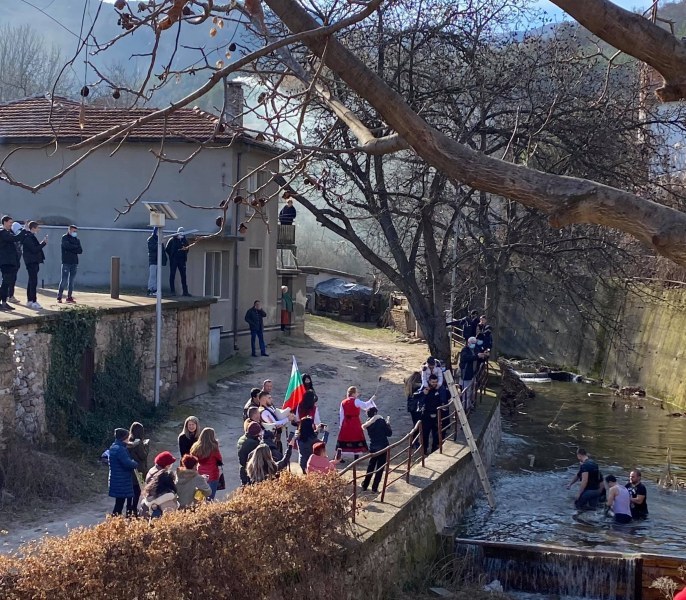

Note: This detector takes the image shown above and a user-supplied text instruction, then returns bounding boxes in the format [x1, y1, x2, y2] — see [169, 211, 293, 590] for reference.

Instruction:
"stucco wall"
[1, 141, 280, 346]
[339, 399, 502, 599]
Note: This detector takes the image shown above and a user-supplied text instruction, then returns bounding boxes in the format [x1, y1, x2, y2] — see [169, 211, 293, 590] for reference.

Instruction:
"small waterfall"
[455, 540, 637, 600]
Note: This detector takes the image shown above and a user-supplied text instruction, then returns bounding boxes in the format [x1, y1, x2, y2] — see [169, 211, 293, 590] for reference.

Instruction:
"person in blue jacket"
[108, 428, 139, 516]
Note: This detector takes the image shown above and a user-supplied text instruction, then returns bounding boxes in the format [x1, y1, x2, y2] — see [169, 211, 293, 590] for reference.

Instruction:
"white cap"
[11, 222, 22, 235]
[176, 227, 185, 234]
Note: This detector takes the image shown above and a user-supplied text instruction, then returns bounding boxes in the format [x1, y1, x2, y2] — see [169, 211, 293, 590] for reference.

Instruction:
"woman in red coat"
[336, 386, 377, 457]
[190, 427, 223, 500]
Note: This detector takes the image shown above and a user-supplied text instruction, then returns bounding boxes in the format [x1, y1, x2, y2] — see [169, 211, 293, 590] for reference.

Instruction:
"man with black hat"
[0, 216, 28, 312]
[165, 226, 191, 297]
[420, 356, 443, 389]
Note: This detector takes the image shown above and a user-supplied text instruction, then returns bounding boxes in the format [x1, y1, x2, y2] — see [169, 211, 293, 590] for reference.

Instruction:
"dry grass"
[0, 471, 350, 600]
[306, 314, 400, 342]
[0, 439, 102, 526]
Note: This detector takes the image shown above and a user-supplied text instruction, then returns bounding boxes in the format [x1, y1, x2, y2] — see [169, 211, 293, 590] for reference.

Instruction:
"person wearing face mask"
[459, 337, 480, 411]
[57, 225, 82, 304]
[0, 216, 29, 311]
[165, 227, 191, 297]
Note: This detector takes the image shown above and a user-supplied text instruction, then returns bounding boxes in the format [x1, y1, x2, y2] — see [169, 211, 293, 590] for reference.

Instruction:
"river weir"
[454, 381, 686, 599]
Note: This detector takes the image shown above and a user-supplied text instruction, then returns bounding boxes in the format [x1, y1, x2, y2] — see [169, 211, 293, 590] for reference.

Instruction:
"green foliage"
[42, 306, 98, 443]
[43, 309, 167, 450]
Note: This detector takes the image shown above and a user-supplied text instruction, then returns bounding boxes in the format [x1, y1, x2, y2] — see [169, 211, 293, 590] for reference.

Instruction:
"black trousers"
[112, 497, 128, 515]
[422, 415, 439, 455]
[362, 451, 387, 492]
[169, 261, 188, 294]
[26, 263, 39, 302]
[0, 265, 17, 302]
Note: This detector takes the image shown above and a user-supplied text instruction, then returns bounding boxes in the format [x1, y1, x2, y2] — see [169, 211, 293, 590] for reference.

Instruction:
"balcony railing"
[277, 224, 296, 247]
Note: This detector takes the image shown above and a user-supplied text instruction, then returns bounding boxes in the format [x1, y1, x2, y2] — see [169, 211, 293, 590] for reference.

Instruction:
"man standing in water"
[567, 448, 603, 509]
[604, 475, 633, 524]
[626, 469, 649, 520]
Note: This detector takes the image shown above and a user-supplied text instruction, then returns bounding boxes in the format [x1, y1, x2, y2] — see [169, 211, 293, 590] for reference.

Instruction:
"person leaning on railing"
[361, 407, 393, 493]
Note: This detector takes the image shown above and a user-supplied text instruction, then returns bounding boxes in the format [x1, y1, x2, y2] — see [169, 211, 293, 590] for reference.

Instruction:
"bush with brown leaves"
[0, 472, 350, 600]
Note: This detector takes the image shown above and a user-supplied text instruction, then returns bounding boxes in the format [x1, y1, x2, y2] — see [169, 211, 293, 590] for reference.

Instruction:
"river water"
[457, 382, 686, 556]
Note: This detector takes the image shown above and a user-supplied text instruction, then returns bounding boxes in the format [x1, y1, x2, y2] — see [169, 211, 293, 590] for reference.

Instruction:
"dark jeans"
[112, 497, 130, 516]
[127, 481, 141, 517]
[362, 451, 387, 492]
[169, 261, 188, 294]
[250, 328, 266, 355]
[422, 415, 439, 454]
[0, 264, 18, 302]
[614, 513, 632, 524]
[575, 488, 601, 510]
[57, 263, 77, 299]
[26, 263, 39, 302]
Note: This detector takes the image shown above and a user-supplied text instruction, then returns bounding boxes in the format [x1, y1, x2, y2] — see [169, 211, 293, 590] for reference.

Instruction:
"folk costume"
[336, 395, 376, 455]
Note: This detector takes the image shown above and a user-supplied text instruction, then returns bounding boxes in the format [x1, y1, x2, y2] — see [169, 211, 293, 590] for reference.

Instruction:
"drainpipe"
[232, 151, 242, 351]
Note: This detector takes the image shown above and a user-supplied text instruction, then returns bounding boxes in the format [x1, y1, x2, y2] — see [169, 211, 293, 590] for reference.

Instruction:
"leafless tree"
[0, 24, 74, 102]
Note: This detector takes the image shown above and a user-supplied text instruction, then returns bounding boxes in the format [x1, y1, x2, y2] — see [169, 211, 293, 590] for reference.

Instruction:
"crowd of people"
[103, 309, 495, 517]
[0, 216, 81, 311]
[566, 447, 649, 524]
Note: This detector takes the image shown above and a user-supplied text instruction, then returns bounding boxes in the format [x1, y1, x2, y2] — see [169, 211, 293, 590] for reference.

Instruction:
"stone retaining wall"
[0, 300, 211, 446]
[340, 396, 502, 599]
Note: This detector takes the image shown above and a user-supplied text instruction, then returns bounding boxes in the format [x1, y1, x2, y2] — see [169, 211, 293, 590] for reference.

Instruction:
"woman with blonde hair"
[190, 427, 223, 499]
[178, 416, 200, 457]
[246, 442, 292, 484]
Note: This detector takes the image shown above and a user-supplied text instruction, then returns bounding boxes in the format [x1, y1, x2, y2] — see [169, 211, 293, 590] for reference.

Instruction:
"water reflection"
[457, 382, 686, 556]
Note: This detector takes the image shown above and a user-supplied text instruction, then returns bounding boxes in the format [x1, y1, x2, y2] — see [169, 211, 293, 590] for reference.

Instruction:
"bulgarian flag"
[283, 355, 306, 411]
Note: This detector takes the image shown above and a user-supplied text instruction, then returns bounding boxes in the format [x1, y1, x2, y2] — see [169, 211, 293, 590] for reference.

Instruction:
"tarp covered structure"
[314, 278, 374, 300]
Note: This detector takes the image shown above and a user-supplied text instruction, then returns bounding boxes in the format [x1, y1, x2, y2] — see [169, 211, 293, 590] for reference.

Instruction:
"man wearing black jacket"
[165, 227, 190, 297]
[361, 407, 393, 493]
[57, 225, 82, 304]
[245, 300, 268, 357]
[420, 374, 442, 455]
[22, 221, 47, 310]
[0, 216, 28, 311]
[237, 422, 262, 485]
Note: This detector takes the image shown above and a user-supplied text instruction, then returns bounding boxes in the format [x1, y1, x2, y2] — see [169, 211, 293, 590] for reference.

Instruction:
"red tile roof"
[0, 95, 274, 150]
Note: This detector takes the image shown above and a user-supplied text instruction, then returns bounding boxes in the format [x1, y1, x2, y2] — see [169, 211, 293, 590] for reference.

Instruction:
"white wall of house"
[0, 141, 280, 358]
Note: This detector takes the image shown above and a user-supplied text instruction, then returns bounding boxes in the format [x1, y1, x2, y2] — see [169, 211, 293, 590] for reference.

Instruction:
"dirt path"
[0, 316, 428, 554]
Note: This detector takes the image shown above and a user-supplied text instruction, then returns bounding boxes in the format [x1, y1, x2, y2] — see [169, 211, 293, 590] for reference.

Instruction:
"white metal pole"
[154, 225, 163, 407]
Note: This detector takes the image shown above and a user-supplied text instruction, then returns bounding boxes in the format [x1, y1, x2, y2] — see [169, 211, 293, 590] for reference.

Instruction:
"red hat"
[674, 588, 686, 600]
[154, 451, 177, 468]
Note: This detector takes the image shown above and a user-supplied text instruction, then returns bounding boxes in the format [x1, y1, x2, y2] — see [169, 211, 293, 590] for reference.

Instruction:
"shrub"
[0, 472, 350, 599]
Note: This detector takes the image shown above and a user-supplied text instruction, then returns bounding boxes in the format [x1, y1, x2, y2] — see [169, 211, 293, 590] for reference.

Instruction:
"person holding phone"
[307, 442, 341, 474]
[293, 417, 329, 474]
[361, 407, 393, 493]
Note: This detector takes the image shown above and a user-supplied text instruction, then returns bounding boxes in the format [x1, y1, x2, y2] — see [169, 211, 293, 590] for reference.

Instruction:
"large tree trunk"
[264, 0, 686, 267]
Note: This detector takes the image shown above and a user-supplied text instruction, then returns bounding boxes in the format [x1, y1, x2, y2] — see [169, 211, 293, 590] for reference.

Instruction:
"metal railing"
[340, 362, 491, 523]
[277, 223, 296, 246]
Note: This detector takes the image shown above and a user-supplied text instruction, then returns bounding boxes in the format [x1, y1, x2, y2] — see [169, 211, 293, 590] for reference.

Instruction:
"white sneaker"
[8, 297, 19, 303]
[26, 301, 33, 308]
[32, 302, 43, 310]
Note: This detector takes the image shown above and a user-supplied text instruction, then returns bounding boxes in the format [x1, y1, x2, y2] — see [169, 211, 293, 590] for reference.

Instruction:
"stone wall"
[0, 300, 212, 446]
[497, 278, 686, 409]
[339, 398, 502, 599]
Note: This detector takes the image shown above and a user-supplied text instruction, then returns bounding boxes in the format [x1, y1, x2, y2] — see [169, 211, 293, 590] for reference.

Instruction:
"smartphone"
[287, 431, 295, 443]
[335, 448, 342, 460]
